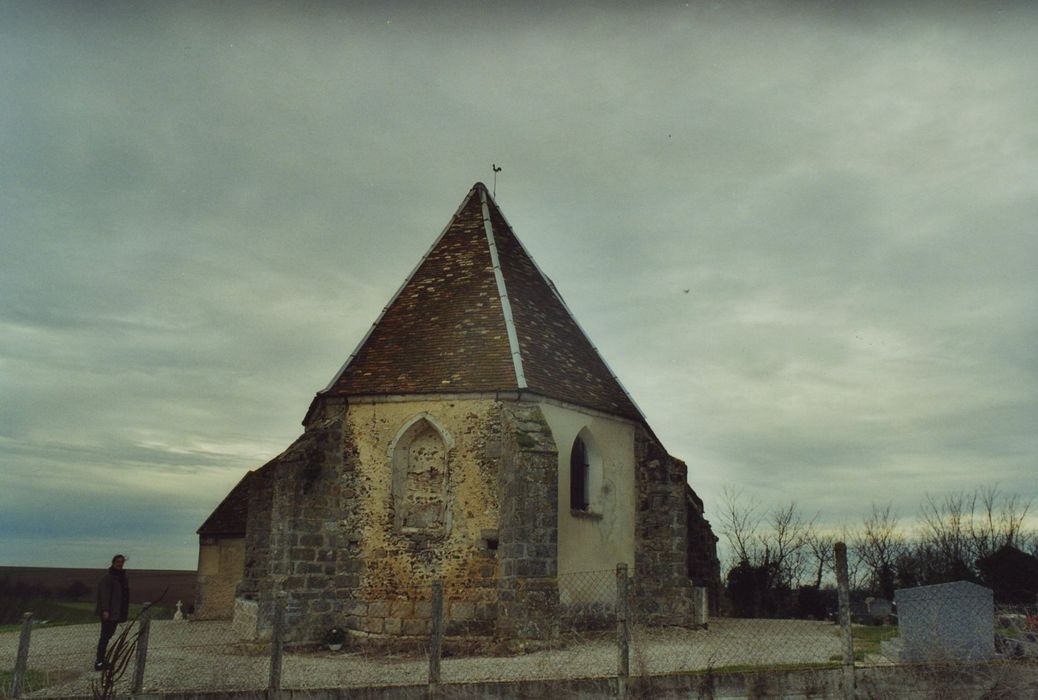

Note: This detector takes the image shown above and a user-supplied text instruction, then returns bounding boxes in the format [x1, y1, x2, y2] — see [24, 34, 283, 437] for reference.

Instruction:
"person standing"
[94, 554, 129, 671]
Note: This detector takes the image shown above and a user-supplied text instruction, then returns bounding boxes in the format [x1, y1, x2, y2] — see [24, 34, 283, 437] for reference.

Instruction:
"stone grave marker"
[865, 596, 893, 623]
[893, 581, 995, 662]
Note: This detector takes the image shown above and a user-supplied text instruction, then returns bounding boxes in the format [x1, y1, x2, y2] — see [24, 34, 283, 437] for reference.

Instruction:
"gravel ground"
[1, 618, 843, 697]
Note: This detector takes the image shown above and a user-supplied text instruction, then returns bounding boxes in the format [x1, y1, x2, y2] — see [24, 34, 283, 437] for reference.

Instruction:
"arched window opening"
[570, 436, 590, 511]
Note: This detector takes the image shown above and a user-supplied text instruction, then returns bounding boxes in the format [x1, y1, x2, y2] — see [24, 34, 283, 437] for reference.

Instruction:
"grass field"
[1, 566, 192, 629]
[0, 600, 174, 633]
[0, 566, 195, 606]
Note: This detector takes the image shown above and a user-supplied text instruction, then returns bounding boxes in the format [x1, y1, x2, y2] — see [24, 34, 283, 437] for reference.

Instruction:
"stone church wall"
[495, 402, 559, 640]
[231, 395, 715, 642]
[538, 401, 636, 582]
[686, 490, 722, 615]
[632, 427, 699, 626]
[337, 398, 503, 639]
[193, 536, 245, 620]
[233, 402, 348, 641]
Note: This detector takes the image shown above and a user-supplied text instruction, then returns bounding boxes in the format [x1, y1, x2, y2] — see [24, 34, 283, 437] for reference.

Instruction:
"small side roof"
[196, 471, 253, 537]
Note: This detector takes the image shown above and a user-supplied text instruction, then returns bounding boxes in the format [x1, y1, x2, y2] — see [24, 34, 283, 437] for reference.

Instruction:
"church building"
[194, 182, 719, 641]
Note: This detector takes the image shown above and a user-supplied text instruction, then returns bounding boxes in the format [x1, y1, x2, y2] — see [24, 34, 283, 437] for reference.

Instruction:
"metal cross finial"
[492, 163, 502, 198]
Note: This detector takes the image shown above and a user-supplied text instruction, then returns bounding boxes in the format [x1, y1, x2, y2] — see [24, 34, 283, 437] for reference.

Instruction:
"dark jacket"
[96, 568, 130, 622]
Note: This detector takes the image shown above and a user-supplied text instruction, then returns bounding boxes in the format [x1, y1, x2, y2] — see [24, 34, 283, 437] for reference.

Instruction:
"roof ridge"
[481, 189, 651, 430]
[479, 187, 527, 389]
[315, 183, 657, 442]
[320, 184, 483, 393]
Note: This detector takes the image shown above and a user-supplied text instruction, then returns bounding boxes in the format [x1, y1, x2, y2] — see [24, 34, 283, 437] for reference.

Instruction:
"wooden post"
[835, 542, 855, 700]
[268, 592, 286, 694]
[11, 612, 32, 699]
[616, 563, 630, 699]
[428, 581, 443, 699]
[131, 604, 151, 694]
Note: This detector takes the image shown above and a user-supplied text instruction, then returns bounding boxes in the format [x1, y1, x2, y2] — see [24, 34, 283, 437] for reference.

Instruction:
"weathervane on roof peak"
[492, 163, 502, 198]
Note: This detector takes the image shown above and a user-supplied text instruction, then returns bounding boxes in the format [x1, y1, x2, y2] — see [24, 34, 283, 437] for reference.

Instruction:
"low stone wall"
[342, 598, 433, 638]
[43, 667, 847, 699]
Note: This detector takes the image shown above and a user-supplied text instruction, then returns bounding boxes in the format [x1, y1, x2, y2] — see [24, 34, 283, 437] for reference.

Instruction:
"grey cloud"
[2, 1, 1037, 566]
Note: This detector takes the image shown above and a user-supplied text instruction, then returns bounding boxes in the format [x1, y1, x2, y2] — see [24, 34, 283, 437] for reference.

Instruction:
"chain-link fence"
[4, 564, 1038, 698]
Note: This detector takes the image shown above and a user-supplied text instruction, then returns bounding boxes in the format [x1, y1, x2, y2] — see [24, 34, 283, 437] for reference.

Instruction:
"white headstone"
[894, 581, 995, 662]
[173, 600, 185, 622]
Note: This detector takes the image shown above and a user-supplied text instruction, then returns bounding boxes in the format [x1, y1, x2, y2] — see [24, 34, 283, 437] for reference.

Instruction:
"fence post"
[11, 612, 32, 699]
[268, 592, 286, 695]
[131, 603, 151, 695]
[616, 563, 630, 699]
[428, 580, 444, 699]
[835, 542, 855, 700]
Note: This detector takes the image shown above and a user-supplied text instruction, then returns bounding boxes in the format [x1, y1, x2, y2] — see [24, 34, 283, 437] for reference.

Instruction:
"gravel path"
[1, 618, 843, 697]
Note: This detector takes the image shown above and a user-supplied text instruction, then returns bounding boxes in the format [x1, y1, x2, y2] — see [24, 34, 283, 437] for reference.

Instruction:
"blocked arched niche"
[388, 413, 454, 535]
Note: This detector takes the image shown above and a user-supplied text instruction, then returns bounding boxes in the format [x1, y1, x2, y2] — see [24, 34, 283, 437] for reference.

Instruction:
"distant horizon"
[0, 564, 196, 573]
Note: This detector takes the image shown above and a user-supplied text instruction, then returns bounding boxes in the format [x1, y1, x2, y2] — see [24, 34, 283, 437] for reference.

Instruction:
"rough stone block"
[358, 616, 384, 634]
[390, 600, 414, 618]
[445, 619, 472, 636]
[368, 600, 392, 618]
[402, 618, 429, 635]
[450, 602, 475, 620]
[517, 560, 547, 577]
[528, 544, 556, 559]
[297, 562, 322, 575]
[343, 600, 369, 616]
[383, 617, 402, 635]
[500, 543, 526, 559]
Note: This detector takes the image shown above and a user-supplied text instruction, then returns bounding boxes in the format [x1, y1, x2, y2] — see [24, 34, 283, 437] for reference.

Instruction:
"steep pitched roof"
[321, 183, 642, 421]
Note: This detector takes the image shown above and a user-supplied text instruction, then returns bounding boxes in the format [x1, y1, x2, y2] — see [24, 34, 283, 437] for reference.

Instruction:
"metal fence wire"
[3, 567, 1038, 698]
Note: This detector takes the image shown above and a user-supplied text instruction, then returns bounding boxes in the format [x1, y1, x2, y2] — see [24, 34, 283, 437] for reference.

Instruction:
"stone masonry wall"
[236, 397, 505, 643]
[233, 397, 348, 641]
[340, 398, 502, 639]
[337, 398, 503, 641]
[234, 394, 713, 642]
[238, 465, 276, 603]
[194, 536, 245, 620]
[686, 490, 722, 615]
[633, 426, 696, 626]
[496, 402, 560, 640]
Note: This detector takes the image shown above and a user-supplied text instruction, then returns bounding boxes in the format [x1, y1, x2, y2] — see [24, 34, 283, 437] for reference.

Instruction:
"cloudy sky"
[2, 1, 1036, 570]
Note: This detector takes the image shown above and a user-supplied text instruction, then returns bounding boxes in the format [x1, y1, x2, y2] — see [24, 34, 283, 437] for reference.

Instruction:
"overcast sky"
[2, 1, 1036, 570]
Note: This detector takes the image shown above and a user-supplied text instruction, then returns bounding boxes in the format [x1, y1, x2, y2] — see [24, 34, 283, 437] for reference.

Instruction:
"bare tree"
[916, 486, 1034, 581]
[805, 528, 836, 588]
[766, 502, 815, 589]
[853, 503, 906, 596]
[918, 491, 973, 578]
[718, 488, 816, 590]
[719, 486, 764, 567]
[970, 485, 1031, 559]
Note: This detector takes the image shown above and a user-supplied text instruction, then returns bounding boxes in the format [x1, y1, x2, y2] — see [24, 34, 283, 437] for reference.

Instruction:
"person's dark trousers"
[95, 620, 118, 665]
